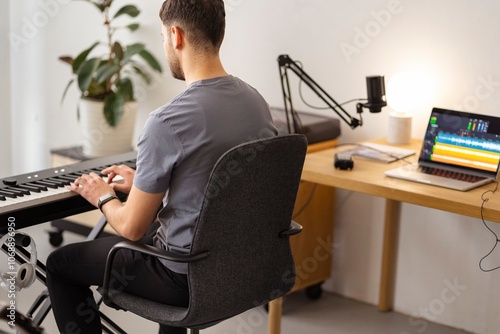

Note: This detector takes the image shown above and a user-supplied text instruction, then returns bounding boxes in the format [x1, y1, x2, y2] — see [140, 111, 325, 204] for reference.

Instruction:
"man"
[45, 0, 277, 333]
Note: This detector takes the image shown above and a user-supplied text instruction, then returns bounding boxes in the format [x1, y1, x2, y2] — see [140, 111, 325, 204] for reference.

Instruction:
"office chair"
[98, 134, 308, 333]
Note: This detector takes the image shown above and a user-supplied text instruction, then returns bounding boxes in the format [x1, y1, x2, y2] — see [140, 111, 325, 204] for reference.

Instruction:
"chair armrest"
[101, 240, 209, 302]
[279, 220, 303, 238]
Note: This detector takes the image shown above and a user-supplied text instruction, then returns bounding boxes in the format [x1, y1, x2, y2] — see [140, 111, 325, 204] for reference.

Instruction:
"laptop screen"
[418, 108, 500, 177]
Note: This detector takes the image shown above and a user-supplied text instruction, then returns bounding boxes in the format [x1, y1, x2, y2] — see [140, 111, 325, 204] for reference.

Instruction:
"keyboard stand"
[21, 215, 127, 334]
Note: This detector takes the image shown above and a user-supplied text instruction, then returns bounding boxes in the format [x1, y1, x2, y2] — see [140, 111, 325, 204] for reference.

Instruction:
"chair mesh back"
[183, 134, 307, 327]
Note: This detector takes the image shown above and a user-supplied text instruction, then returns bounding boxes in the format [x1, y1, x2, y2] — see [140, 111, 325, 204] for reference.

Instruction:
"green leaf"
[72, 41, 100, 73]
[95, 63, 121, 84]
[59, 56, 73, 66]
[112, 41, 124, 61]
[113, 5, 140, 19]
[116, 77, 134, 102]
[103, 92, 125, 127]
[91, 2, 106, 12]
[61, 79, 75, 104]
[90, 0, 112, 12]
[87, 81, 108, 98]
[123, 43, 145, 63]
[126, 23, 140, 32]
[77, 57, 101, 92]
[138, 49, 162, 73]
[132, 64, 152, 85]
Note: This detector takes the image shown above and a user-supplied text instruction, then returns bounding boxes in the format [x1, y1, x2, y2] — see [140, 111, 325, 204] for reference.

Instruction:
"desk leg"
[378, 199, 401, 312]
[268, 297, 283, 334]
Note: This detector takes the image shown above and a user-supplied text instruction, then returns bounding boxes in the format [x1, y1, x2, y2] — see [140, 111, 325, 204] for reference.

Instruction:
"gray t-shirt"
[134, 75, 278, 274]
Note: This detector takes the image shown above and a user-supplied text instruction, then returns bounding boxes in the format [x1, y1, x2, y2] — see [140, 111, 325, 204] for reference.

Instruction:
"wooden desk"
[268, 137, 500, 333]
[301, 137, 500, 312]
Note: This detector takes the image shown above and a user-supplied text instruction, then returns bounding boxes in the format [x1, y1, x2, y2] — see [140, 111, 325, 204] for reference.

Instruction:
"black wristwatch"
[97, 193, 119, 212]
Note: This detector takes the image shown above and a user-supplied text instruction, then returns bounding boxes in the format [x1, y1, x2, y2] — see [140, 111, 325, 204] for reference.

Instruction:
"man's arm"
[99, 185, 164, 240]
[68, 165, 165, 241]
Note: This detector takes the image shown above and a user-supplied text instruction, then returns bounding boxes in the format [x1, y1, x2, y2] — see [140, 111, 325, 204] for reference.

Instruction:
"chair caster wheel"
[48, 230, 63, 247]
[305, 283, 323, 300]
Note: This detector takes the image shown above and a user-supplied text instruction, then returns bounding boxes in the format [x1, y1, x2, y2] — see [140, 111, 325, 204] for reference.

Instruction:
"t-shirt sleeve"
[133, 113, 184, 194]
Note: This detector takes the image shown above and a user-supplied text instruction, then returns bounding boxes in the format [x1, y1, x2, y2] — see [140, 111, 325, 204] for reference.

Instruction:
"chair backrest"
[183, 134, 307, 327]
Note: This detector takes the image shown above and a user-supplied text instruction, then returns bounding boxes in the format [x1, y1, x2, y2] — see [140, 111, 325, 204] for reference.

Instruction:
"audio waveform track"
[437, 133, 500, 153]
[432, 133, 500, 172]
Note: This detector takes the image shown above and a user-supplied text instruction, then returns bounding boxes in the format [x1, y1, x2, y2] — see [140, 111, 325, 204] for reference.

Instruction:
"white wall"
[0, 1, 12, 178]
[4, 0, 500, 333]
[223, 2, 500, 333]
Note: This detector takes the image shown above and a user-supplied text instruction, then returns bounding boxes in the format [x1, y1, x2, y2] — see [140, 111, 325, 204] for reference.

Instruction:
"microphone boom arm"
[278, 54, 363, 130]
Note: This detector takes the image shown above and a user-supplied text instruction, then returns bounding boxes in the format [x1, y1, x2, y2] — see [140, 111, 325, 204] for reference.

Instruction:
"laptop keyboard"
[418, 166, 487, 183]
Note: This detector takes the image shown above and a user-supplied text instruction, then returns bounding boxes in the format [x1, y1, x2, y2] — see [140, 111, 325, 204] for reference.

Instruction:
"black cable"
[295, 62, 367, 111]
[479, 181, 500, 272]
[339, 98, 368, 106]
[293, 183, 317, 219]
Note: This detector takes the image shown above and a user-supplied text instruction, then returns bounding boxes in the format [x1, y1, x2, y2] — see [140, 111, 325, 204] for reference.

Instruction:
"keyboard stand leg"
[30, 215, 116, 329]
[29, 290, 52, 328]
[86, 215, 109, 241]
[49, 214, 114, 246]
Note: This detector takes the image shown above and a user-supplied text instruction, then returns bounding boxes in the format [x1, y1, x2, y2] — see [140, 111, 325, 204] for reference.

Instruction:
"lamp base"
[387, 112, 412, 145]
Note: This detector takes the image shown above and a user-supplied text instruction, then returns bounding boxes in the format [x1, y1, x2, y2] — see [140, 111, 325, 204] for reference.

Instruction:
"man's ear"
[170, 26, 184, 49]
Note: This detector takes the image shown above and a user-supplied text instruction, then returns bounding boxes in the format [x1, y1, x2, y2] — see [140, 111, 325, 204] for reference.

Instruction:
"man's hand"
[68, 172, 115, 208]
[102, 164, 135, 194]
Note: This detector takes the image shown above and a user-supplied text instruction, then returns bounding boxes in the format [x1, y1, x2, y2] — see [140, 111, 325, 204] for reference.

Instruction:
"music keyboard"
[0, 151, 136, 232]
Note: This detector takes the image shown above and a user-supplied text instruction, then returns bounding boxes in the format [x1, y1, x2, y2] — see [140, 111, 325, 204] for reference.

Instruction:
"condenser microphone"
[364, 76, 387, 113]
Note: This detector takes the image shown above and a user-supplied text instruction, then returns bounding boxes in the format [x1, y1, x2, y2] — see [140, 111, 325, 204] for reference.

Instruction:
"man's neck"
[183, 53, 228, 86]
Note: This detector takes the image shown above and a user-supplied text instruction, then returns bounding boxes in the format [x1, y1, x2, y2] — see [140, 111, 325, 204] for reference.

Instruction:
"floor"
[1, 222, 472, 334]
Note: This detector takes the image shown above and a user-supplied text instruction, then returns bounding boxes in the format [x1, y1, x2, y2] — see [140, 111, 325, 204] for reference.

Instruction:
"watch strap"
[98, 193, 119, 212]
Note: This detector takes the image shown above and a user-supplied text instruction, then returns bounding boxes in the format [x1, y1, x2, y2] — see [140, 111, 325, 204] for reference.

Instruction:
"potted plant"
[60, 0, 162, 157]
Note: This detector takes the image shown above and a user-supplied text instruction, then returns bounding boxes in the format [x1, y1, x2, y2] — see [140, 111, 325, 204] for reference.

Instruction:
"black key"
[82, 169, 103, 177]
[0, 190, 18, 198]
[47, 178, 69, 187]
[35, 180, 59, 189]
[7, 187, 30, 196]
[66, 173, 83, 179]
[2, 189, 22, 197]
[55, 177, 71, 186]
[25, 183, 48, 191]
[57, 175, 76, 182]
[18, 184, 42, 193]
[0, 195, 5, 201]
[124, 161, 136, 169]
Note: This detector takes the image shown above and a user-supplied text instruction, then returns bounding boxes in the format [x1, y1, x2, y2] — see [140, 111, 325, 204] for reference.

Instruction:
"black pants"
[46, 224, 189, 334]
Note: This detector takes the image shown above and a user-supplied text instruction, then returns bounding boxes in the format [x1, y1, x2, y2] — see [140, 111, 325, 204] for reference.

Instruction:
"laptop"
[385, 107, 500, 191]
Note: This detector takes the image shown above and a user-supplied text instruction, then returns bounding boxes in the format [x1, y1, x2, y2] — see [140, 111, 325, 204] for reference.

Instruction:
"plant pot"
[78, 98, 137, 157]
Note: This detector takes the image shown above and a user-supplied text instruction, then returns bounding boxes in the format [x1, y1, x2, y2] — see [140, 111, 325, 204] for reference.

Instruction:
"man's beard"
[168, 51, 185, 81]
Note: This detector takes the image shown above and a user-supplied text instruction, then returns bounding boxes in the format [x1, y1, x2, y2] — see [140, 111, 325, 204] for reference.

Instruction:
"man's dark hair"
[159, 0, 226, 53]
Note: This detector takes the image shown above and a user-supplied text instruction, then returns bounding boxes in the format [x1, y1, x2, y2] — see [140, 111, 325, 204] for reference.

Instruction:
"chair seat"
[98, 288, 225, 330]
